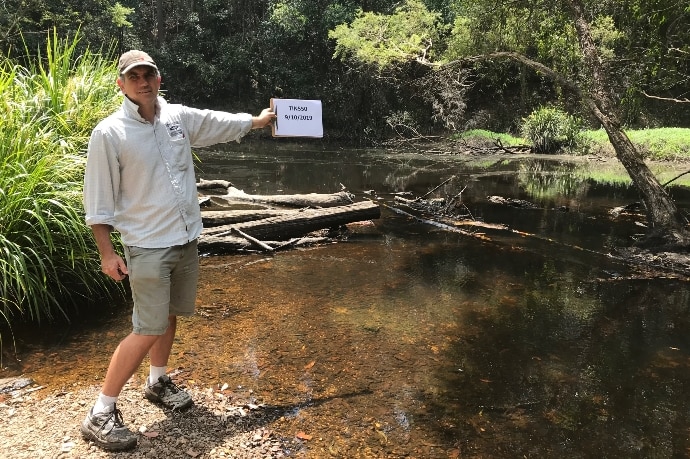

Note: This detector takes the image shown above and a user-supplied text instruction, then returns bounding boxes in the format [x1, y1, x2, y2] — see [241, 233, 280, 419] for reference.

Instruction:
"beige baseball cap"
[118, 50, 158, 75]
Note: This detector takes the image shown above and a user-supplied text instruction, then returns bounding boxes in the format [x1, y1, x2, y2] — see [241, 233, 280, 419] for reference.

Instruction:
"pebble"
[0, 383, 296, 458]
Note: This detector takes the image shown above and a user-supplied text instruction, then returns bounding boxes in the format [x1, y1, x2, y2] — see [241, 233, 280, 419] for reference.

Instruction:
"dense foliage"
[3, 0, 687, 141]
[0, 32, 124, 328]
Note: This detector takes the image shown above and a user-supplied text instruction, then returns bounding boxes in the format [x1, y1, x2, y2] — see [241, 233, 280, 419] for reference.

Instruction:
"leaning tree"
[329, 0, 690, 249]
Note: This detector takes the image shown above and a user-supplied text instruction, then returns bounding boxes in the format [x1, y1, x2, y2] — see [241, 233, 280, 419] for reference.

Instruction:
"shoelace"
[98, 404, 126, 434]
[161, 378, 182, 394]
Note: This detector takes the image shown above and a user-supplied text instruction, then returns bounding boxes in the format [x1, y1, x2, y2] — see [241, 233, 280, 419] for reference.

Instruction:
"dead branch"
[418, 176, 456, 201]
[642, 91, 690, 104]
[662, 170, 690, 187]
[198, 235, 329, 254]
[229, 227, 275, 252]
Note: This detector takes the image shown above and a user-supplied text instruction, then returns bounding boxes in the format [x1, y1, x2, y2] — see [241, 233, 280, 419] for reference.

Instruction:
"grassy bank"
[584, 128, 690, 161]
[459, 127, 690, 161]
[0, 32, 123, 337]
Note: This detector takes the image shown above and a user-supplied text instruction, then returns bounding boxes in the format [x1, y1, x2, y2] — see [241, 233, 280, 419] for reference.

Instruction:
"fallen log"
[218, 186, 354, 208]
[487, 195, 539, 208]
[202, 209, 294, 227]
[197, 178, 234, 190]
[202, 200, 381, 241]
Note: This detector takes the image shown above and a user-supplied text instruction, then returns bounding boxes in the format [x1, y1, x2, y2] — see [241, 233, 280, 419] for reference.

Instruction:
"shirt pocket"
[168, 137, 191, 171]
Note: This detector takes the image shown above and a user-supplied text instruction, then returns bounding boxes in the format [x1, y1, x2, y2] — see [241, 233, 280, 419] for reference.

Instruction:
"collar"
[122, 96, 165, 123]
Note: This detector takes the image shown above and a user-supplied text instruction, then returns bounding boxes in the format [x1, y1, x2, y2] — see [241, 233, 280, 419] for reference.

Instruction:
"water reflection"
[4, 146, 690, 457]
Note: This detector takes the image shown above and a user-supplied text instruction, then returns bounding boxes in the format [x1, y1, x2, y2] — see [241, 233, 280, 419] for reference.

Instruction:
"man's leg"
[138, 242, 197, 410]
[144, 315, 193, 410]
[148, 315, 176, 368]
[81, 332, 159, 451]
[82, 244, 181, 450]
[102, 332, 160, 396]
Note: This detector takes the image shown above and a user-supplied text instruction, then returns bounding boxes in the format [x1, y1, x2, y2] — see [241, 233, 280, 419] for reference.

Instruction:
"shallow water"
[4, 145, 690, 457]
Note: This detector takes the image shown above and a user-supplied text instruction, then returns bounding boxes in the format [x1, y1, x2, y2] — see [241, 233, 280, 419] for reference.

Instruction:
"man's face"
[117, 66, 161, 106]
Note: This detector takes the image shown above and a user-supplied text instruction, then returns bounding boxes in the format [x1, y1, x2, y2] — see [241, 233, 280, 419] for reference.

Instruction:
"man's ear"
[116, 77, 125, 92]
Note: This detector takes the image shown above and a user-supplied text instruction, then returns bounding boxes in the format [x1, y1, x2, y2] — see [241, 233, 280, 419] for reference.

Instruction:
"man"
[80, 50, 275, 451]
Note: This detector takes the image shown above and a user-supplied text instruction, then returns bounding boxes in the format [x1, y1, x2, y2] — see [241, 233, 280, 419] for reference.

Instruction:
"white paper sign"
[271, 98, 323, 138]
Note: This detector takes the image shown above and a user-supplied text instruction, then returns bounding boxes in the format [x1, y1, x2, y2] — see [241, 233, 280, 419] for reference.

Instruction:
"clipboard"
[270, 98, 323, 138]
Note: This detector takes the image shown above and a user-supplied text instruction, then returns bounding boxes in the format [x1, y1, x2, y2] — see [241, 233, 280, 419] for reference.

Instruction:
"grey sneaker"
[145, 375, 193, 410]
[80, 404, 137, 451]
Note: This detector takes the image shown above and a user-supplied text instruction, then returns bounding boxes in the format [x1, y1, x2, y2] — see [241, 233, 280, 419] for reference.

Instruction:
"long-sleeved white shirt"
[84, 96, 253, 248]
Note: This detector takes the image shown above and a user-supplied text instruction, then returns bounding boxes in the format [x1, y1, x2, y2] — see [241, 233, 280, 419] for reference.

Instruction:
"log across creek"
[197, 180, 381, 253]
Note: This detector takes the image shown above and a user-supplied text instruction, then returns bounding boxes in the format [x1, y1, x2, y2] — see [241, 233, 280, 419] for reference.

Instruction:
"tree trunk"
[588, 100, 686, 231]
[467, 3, 690, 249]
[156, 0, 166, 47]
[567, 0, 689, 247]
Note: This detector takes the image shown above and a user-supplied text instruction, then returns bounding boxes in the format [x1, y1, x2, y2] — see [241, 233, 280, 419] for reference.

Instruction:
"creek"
[5, 143, 690, 457]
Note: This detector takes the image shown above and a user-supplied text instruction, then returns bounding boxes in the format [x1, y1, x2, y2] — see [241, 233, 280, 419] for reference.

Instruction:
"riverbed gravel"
[0, 377, 306, 458]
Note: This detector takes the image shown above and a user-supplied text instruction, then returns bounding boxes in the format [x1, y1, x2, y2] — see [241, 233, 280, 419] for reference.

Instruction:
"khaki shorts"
[123, 240, 199, 335]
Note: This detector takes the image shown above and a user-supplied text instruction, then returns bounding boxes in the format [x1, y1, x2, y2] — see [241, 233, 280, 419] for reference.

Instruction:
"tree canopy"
[327, 0, 690, 245]
[1, 0, 689, 140]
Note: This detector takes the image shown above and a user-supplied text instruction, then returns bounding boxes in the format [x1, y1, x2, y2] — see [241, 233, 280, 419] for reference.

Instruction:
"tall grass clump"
[521, 106, 587, 154]
[0, 30, 123, 332]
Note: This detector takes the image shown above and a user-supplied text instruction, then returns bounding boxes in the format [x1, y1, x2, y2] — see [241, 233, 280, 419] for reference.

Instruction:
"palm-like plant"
[0, 30, 124, 335]
[521, 106, 585, 154]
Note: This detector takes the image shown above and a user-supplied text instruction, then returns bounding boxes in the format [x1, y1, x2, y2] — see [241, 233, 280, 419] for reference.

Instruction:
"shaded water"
[5, 145, 690, 457]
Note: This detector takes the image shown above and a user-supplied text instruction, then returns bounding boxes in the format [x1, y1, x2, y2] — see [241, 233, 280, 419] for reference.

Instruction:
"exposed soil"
[1, 380, 299, 458]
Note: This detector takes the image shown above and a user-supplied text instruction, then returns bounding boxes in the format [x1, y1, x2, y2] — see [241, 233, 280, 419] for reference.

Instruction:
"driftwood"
[197, 178, 235, 190]
[487, 195, 540, 209]
[229, 227, 276, 252]
[198, 235, 330, 253]
[202, 209, 294, 227]
[202, 200, 380, 241]
[218, 187, 354, 208]
[196, 176, 379, 252]
[198, 199, 380, 254]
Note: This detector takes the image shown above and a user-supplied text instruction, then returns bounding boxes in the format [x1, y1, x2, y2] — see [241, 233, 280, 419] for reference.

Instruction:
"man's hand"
[251, 108, 276, 129]
[91, 224, 128, 281]
[101, 253, 128, 281]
